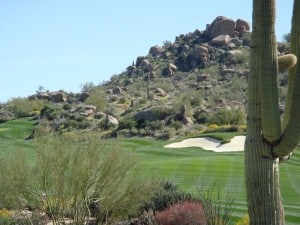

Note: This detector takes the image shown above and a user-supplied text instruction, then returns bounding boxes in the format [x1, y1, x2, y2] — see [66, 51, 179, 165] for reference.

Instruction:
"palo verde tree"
[245, 0, 300, 224]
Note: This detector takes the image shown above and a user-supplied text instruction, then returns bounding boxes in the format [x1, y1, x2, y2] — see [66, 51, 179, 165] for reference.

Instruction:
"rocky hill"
[1, 16, 290, 139]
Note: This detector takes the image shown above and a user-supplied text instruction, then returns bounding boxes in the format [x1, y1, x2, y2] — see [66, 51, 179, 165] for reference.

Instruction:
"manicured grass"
[122, 137, 300, 224]
[0, 117, 37, 162]
[0, 119, 299, 224]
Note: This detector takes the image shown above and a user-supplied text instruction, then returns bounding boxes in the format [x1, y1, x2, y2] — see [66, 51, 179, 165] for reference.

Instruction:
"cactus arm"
[278, 54, 297, 71]
[258, 0, 282, 144]
[273, 0, 300, 157]
[280, 54, 297, 130]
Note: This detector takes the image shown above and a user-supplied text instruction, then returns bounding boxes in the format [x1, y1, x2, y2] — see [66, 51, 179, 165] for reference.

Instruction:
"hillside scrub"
[6, 97, 47, 118]
[0, 131, 154, 224]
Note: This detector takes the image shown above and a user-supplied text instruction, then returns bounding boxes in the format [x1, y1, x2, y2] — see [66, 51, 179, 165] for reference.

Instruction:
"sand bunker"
[164, 136, 246, 152]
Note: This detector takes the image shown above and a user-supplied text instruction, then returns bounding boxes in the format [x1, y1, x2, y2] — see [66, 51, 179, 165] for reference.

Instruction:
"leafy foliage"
[0, 132, 154, 224]
[6, 98, 47, 118]
[141, 181, 195, 212]
[85, 87, 107, 111]
[154, 201, 207, 225]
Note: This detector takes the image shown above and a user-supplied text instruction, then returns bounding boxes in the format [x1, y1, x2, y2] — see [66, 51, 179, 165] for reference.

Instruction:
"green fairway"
[0, 117, 37, 161]
[122, 137, 300, 224]
[0, 118, 299, 224]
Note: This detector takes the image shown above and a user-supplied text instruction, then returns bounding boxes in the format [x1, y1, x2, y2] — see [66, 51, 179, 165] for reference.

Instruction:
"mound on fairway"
[164, 136, 246, 152]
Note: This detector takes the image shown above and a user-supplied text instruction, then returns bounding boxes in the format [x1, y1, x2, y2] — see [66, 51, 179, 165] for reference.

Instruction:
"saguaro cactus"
[245, 0, 300, 224]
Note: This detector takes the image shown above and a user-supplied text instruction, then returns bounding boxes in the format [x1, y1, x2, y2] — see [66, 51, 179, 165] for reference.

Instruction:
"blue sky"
[0, 0, 294, 102]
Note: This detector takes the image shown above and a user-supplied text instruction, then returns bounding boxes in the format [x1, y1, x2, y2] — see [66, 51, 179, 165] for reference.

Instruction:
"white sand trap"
[164, 136, 246, 152]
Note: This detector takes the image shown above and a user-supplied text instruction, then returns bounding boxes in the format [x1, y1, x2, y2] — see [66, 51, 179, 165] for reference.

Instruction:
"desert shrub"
[141, 181, 194, 212]
[209, 107, 246, 125]
[154, 201, 207, 225]
[6, 98, 47, 118]
[194, 110, 211, 124]
[235, 214, 249, 225]
[208, 124, 219, 129]
[0, 151, 31, 210]
[0, 132, 154, 224]
[0, 107, 14, 122]
[152, 107, 176, 120]
[85, 87, 106, 111]
[0, 217, 15, 225]
[40, 104, 62, 120]
[168, 118, 183, 130]
[238, 124, 247, 132]
[198, 182, 235, 225]
[118, 118, 137, 130]
[118, 97, 127, 104]
[0, 209, 10, 218]
[227, 51, 249, 65]
[204, 125, 239, 133]
[77, 120, 91, 129]
[160, 127, 177, 139]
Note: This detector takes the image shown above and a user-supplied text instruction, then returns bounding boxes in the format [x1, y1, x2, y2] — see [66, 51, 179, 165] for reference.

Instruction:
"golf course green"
[0, 117, 299, 224]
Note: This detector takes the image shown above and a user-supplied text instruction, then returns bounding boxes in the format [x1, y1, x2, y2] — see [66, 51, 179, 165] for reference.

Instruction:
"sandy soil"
[164, 136, 246, 152]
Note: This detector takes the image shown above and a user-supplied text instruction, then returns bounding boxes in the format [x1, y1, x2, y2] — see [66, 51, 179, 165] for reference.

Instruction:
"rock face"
[149, 45, 164, 57]
[236, 19, 250, 32]
[78, 92, 89, 102]
[211, 35, 231, 46]
[206, 16, 251, 40]
[206, 16, 235, 39]
[107, 115, 119, 126]
[113, 86, 124, 95]
[175, 105, 193, 125]
[162, 63, 177, 76]
[30, 91, 67, 103]
[155, 88, 167, 97]
[136, 58, 153, 73]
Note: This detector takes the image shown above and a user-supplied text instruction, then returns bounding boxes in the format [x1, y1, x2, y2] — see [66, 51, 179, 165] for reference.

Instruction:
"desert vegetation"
[0, 118, 299, 224]
[0, 5, 299, 224]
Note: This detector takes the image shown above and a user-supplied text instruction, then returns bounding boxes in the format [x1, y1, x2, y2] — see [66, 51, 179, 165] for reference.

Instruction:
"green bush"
[141, 181, 194, 212]
[0, 217, 15, 225]
[6, 98, 47, 118]
[209, 106, 246, 126]
[40, 104, 61, 120]
[197, 182, 235, 225]
[85, 87, 106, 111]
[235, 214, 249, 225]
[204, 125, 239, 133]
[118, 118, 137, 130]
[0, 132, 154, 224]
[154, 201, 207, 225]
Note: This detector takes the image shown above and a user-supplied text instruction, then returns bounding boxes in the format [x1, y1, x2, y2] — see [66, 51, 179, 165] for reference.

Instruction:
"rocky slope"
[1, 16, 290, 138]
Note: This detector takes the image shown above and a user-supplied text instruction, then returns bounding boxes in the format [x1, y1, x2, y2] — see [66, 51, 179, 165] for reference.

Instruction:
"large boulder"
[136, 56, 147, 66]
[207, 16, 236, 39]
[162, 63, 177, 76]
[113, 86, 124, 95]
[134, 106, 174, 124]
[149, 45, 164, 57]
[190, 46, 209, 59]
[107, 115, 119, 126]
[155, 88, 167, 97]
[211, 35, 231, 46]
[174, 105, 193, 125]
[236, 19, 250, 32]
[137, 59, 153, 73]
[49, 91, 67, 103]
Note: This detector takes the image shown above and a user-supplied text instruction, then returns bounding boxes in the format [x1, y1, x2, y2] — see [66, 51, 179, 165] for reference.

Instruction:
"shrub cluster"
[141, 181, 194, 212]
[0, 132, 153, 224]
[154, 201, 207, 225]
[6, 98, 47, 118]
